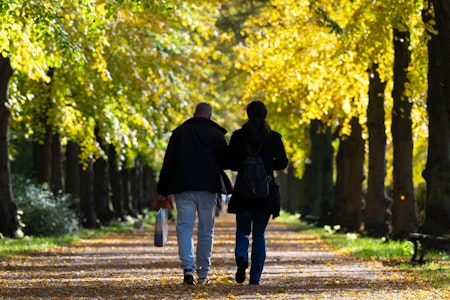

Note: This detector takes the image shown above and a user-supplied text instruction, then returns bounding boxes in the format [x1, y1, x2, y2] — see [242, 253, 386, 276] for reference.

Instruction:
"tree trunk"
[421, 1, 450, 235]
[33, 125, 52, 184]
[51, 132, 64, 195]
[32, 69, 54, 186]
[65, 141, 80, 197]
[303, 119, 334, 225]
[301, 162, 316, 223]
[391, 27, 418, 240]
[142, 164, 156, 210]
[278, 163, 304, 215]
[94, 128, 111, 224]
[0, 56, 18, 238]
[130, 159, 142, 215]
[94, 155, 110, 224]
[334, 117, 365, 232]
[321, 125, 334, 226]
[108, 145, 125, 220]
[365, 64, 391, 237]
[80, 160, 98, 228]
[305, 120, 324, 222]
[121, 167, 137, 217]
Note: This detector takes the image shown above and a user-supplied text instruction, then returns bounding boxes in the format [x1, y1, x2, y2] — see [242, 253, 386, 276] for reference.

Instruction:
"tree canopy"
[2, 0, 449, 238]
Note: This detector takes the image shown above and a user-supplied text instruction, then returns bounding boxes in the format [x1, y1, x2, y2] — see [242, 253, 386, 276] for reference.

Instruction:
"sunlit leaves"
[5, 0, 231, 170]
[231, 0, 428, 179]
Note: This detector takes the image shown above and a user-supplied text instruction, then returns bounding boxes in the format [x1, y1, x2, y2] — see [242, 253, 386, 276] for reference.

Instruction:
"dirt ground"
[0, 208, 448, 299]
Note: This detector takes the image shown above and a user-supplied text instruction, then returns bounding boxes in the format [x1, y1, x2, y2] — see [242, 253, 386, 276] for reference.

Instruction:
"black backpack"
[240, 135, 270, 199]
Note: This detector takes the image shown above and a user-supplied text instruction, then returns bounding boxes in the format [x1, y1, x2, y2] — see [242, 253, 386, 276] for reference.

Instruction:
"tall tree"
[93, 128, 111, 224]
[80, 160, 97, 228]
[51, 132, 64, 194]
[391, 27, 418, 239]
[65, 141, 80, 197]
[0, 57, 18, 237]
[334, 117, 365, 232]
[421, 0, 450, 235]
[304, 120, 334, 225]
[364, 65, 390, 237]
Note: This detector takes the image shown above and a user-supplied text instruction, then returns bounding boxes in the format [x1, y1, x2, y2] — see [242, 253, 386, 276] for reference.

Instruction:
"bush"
[12, 175, 80, 237]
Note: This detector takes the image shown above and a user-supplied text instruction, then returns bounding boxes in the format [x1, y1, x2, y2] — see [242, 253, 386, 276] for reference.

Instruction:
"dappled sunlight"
[1, 212, 447, 299]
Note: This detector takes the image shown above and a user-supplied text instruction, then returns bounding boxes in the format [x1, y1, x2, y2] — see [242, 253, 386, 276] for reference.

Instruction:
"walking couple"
[157, 101, 288, 285]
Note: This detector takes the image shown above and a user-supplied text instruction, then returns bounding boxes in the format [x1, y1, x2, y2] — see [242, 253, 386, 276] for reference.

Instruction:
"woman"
[227, 100, 288, 285]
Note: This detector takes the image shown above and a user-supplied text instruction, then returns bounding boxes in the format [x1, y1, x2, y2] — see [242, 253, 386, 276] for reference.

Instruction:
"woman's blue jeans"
[235, 210, 270, 282]
[175, 191, 216, 279]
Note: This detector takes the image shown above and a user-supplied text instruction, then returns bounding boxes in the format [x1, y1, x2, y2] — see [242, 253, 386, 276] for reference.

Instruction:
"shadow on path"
[0, 210, 445, 299]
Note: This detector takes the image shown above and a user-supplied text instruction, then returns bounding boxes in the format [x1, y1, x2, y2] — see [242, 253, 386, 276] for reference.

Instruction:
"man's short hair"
[194, 102, 212, 118]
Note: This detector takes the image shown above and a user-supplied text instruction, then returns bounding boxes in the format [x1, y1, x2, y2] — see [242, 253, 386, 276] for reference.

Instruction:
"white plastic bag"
[154, 208, 168, 247]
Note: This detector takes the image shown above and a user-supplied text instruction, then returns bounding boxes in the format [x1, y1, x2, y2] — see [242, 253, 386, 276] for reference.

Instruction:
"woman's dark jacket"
[157, 117, 232, 196]
[227, 129, 288, 218]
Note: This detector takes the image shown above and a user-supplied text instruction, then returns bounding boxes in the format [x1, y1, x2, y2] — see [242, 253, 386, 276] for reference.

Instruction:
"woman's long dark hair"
[242, 101, 271, 143]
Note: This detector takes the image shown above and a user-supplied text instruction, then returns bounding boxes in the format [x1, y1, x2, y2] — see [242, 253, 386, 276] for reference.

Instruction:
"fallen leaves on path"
[1, 211, 448, 299]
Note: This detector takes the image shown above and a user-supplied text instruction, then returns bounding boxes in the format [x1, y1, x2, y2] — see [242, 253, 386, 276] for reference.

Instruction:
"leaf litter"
[0, 210, 448, 299]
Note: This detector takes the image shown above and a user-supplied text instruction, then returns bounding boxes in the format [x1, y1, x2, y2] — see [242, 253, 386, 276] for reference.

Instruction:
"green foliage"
[12, 175, 80, 237]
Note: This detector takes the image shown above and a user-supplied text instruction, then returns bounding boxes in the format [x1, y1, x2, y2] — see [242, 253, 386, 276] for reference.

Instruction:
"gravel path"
[0, 209, 447, 299]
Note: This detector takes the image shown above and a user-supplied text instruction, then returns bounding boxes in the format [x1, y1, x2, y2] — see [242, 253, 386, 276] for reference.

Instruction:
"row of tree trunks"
[0, 56, 19, 237]
[29, 126, 155, 228]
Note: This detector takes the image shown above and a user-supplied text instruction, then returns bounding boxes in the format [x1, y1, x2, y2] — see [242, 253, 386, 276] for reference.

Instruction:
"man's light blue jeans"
[175, 191, 217, 279]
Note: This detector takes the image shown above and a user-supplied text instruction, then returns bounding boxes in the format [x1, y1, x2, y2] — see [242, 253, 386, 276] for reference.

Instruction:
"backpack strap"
[244, 133, 269, 154]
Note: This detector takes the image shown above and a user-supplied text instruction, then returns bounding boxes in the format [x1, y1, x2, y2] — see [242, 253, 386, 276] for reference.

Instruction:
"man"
[157, 102, 231, 285]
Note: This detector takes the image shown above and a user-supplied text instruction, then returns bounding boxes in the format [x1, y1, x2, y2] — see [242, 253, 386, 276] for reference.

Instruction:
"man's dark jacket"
[227, 129, 288, 218]
[157, 117, 231, 196]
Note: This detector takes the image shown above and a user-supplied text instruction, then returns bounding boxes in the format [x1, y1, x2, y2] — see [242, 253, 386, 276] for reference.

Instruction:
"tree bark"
[80, 160, 98, 228]
[142, 164, 156, 210]
[108, 145, 125, 220]
[391, 27, 418, 240]
[121, 167, 137, 217]
[334, 117, 365, 232]
[421, 1, 450, 235]
[130, 159, 142, 215]
[278, 163, 304, 215]
[94, 155, 110, 224]
[51, 132, 64, 195]
[303, 119, 334, 225]
[94, 128, 111, 224]
[365, 64, 391, 237]
[33, 125, 52, 184]
[65, 141, 80, 197]
[32, 69, 54, 186]
[0, 56, 18, 238]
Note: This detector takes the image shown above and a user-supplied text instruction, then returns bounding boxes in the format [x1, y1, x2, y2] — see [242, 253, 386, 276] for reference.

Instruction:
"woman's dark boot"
[235, 257, 248, 284]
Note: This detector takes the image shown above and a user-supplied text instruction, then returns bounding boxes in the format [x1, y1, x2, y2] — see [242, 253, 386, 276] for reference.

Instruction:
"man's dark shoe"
[235, 259, 248, 284]
[183, 269, 195, 285]
[249, 280, 260, 285]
